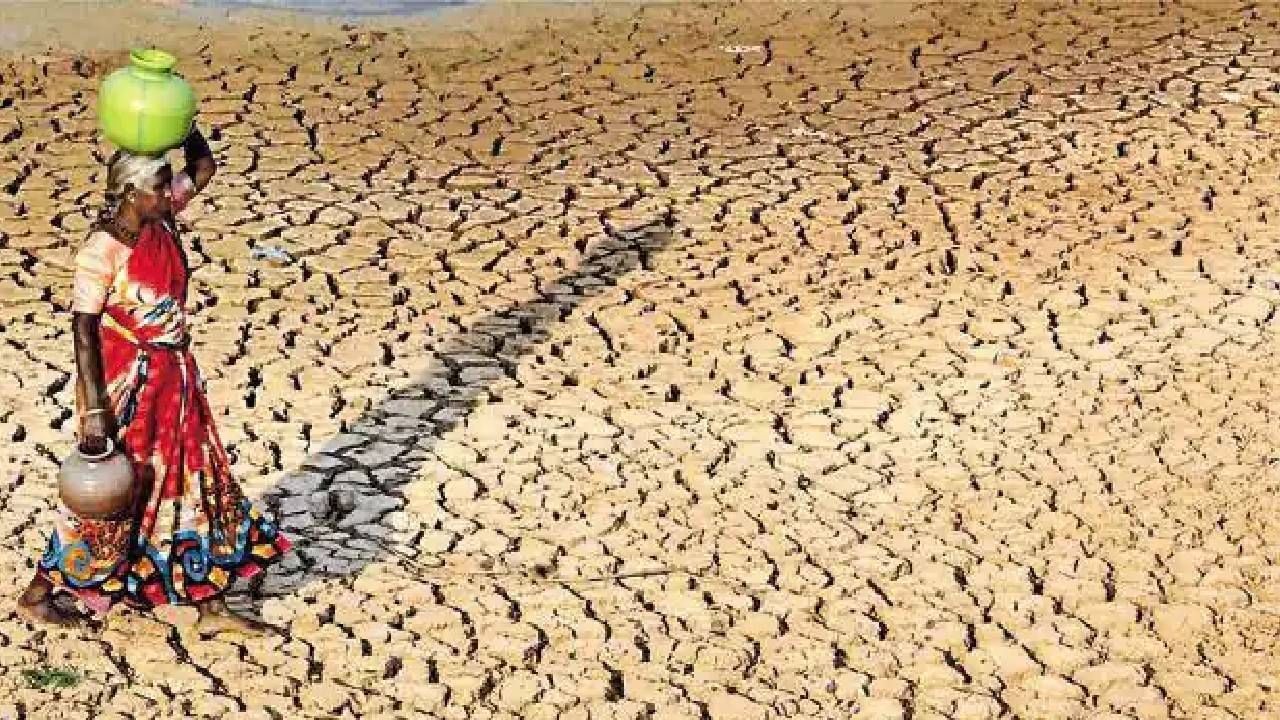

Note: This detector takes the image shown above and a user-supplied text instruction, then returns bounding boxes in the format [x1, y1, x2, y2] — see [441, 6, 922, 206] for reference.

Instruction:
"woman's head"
[105, 150, 173, 220]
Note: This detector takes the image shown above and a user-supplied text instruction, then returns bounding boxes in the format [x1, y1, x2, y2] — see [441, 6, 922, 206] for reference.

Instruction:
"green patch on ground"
[21, 666, 81, 690]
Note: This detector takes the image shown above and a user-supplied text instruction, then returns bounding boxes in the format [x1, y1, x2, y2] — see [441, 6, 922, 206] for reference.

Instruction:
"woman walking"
[16, 129, 291, 630]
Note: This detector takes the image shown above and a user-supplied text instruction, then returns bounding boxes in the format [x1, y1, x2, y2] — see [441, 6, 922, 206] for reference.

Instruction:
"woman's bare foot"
[196, 597, 280, 636]
[16, 577, 87, 629]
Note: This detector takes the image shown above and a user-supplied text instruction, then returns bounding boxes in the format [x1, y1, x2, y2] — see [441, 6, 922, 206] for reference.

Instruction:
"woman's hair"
[104, 150, 169, 207]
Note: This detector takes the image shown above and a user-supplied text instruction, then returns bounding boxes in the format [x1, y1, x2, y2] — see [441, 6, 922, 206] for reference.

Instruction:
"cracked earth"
[1, 1, 1280, 718]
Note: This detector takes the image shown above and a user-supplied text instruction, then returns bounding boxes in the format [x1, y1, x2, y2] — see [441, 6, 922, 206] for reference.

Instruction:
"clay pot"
[58, 438, 135, 520]
[97, 48, 197, 156]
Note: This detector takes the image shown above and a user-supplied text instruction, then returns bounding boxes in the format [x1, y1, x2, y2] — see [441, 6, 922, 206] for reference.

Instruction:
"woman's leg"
[16, 573, 86, 628]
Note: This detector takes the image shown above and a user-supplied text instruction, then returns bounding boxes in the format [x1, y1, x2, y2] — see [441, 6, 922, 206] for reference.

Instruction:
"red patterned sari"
[39, 207, 290, 614]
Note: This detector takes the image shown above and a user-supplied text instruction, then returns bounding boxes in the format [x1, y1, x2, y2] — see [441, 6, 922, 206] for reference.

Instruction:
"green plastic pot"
[97, 49, 197, 156]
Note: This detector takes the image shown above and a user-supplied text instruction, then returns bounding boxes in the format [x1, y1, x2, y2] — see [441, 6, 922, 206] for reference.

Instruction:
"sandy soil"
[1, 1, 1279, 718]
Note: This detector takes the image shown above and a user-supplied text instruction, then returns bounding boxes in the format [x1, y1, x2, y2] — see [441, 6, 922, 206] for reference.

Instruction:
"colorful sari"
[38, 192, 290, 614]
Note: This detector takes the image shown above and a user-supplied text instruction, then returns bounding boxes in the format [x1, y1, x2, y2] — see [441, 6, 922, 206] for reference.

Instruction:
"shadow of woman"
[253, 219, 675, 600]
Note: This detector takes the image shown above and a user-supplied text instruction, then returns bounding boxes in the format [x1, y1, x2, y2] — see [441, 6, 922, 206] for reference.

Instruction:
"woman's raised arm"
[181, 126, 217, 195]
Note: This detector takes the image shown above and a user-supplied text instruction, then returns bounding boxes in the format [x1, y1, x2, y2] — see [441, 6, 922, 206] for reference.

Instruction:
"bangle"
[83, 408, 109, 417]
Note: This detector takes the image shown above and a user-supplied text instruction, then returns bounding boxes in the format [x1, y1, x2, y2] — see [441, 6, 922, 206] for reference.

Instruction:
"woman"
[16, 129, 291, 631]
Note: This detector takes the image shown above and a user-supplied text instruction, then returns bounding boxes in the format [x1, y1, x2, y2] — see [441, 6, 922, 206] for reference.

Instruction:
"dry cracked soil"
[1, 1, 1279, 719]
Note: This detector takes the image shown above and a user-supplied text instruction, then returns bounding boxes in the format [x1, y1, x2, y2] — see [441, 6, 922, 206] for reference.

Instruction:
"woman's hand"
[79, 410, 117, 456]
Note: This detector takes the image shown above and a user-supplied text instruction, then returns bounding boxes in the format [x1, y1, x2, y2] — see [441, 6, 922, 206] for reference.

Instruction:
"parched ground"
[1, 1, 1279, 718]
